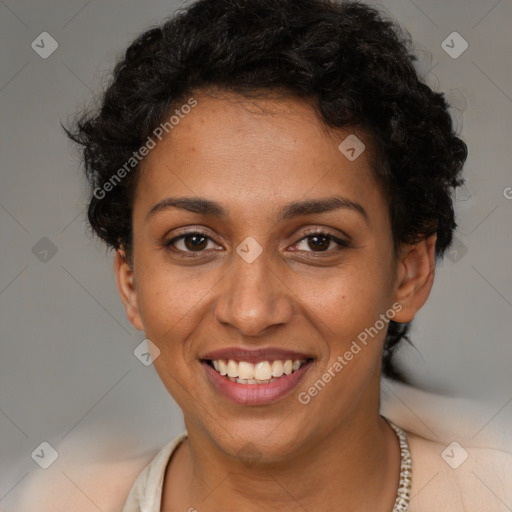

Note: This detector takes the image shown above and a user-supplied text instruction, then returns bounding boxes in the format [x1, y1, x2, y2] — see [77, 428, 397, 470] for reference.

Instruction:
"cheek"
[304, 263, 393, 331]
[296, 268, 393, 412]
[300, 265, 396, 385]
[134, 268, 206, 403]
[133, 269, 206, 376]
[135, 256, 214, 332]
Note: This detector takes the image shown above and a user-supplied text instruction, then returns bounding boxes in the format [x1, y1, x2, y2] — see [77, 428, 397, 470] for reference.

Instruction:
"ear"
[392, 234, 437, 324]
[114, 249, 144, 331]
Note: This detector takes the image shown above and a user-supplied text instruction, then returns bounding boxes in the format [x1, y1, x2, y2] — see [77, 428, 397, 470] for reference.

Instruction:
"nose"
[213, 247, 295, 337]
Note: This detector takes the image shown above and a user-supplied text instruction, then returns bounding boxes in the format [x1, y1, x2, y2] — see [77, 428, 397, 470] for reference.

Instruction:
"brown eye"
[183, 234, 208, 251]
[292, 231, 349, 254]
[306, 234, 331, 251]
[165, 231, 218, 254]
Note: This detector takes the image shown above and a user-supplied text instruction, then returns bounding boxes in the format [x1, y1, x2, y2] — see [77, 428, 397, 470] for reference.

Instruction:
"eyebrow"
[146, 195, 368, 223]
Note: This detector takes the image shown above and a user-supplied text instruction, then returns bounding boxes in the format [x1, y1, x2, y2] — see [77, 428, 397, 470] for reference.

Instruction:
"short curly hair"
[64, 0, 467, 381]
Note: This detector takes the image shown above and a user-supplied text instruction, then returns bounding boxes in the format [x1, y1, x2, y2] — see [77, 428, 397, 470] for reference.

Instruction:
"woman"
[63, 0, 510, 510]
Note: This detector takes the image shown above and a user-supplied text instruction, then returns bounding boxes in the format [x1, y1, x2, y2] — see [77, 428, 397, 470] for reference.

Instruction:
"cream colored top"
[120, 433, 188, 512]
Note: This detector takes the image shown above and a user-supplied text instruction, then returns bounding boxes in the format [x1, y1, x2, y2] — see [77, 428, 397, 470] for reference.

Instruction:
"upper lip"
[201, 347, 314, 363]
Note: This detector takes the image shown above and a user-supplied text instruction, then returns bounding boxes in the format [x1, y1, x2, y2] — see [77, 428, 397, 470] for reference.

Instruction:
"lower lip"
[202, 361, 312, 405]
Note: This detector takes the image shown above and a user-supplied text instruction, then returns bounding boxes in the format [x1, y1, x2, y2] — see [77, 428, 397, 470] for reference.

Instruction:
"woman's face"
[116, 91, 423, 462]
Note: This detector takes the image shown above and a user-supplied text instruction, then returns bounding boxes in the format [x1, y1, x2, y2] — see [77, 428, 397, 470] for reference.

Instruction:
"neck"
[162, 393, 401, 511]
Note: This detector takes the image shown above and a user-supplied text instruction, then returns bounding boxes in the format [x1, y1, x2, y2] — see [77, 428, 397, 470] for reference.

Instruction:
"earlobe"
[392, 234, 437, 324]
[114, 249, 144, 331]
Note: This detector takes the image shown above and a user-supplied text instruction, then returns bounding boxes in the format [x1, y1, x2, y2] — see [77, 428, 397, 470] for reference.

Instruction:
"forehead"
[135, 91, 387, 221]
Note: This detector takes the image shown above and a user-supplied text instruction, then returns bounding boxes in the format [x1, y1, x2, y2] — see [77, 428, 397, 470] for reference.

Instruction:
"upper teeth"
[212, 359, 305, 381]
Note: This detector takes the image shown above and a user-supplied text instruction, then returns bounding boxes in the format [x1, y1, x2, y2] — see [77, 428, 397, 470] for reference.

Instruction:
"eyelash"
[163, 229, 350, 258]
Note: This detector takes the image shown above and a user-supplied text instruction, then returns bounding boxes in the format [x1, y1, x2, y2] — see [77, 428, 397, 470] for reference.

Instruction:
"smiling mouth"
[204, 358, 313, 384]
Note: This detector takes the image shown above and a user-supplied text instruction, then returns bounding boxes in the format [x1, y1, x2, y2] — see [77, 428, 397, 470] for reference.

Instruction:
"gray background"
[1, 0, 511, 509]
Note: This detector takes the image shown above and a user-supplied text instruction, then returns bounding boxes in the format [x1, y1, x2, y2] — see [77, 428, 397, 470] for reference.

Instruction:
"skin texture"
[115, 91, 436, 511]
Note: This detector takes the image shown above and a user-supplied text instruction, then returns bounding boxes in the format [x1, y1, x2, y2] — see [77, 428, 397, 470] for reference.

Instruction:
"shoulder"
[381, 378, 512, 512]
[405, 430, 512, 511]
[12, 434, 187, 512]
[13, 452, 156, 512]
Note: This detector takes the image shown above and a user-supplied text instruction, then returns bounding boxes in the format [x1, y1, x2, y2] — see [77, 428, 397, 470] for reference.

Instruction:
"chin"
[208, 420, 311, 465]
